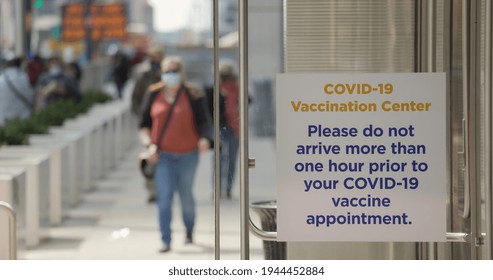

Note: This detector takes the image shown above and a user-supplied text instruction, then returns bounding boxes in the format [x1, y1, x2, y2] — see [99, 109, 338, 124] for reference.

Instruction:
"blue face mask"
[161, 72, 181, 86]
[49, 66, 62, 76]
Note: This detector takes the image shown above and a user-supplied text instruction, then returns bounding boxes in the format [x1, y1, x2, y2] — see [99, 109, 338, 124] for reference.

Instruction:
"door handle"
[446, 232, 469, 243]
[461, 118, 470, 218]
[249, 217, 277, 241]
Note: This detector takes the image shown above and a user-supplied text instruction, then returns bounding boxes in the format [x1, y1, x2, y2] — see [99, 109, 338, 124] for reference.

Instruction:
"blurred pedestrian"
[131, 44, 165, 117]
[27, 54, 45, 87]
[206, 59, 240, 199]
[130, 46, 146, 68]
[35, 56, 81, 108]
[218, 60, 240, 199]
[132, 44, 165, 203]
[0, 53, 36, 126]
[139, 56, 212, 253]
[63, 47, 83, 86]
[110, 50, 130, 99]
[64, 61, 82, 85]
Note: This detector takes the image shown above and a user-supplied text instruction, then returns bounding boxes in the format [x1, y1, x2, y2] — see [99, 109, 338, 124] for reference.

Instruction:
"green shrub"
[0, 121, 30, 145]
[0, 90, 111, 145]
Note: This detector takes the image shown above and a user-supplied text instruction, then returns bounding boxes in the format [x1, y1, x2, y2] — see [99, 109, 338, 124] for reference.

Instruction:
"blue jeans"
[219, 127, 239, 194]
[154, 151, 199, 245]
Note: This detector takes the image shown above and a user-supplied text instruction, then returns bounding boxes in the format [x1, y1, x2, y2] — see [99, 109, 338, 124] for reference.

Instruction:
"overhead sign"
[276, 73, 446, 242]
[61, 3, 127, 42]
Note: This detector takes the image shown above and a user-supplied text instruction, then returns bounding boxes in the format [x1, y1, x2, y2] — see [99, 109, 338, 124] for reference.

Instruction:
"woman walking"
[139, 56, 211, 253]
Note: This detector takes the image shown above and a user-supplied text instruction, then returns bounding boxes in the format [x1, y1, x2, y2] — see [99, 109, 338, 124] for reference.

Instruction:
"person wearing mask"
[35, 56, 81, 108]
[139, 56, 212, 253]
[132, 44, 165, 203]
[0, 53, 36, 126]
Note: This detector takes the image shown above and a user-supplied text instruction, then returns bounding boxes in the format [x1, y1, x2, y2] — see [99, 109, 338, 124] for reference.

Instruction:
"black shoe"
[159, 244, 171, 253]
[185, 230, 193, 244]
[147, 196, 156, 203]
[226, 191, 232, 199]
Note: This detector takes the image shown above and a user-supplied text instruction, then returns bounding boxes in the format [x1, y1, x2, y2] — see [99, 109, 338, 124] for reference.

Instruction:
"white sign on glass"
[276, 73, 446, 242]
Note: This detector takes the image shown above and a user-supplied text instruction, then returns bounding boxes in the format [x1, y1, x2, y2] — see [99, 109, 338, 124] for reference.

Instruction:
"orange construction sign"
[61, 3, 127, 42]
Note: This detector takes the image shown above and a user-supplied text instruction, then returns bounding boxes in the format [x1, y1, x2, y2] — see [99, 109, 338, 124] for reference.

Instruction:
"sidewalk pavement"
[24, 124, 277, 260]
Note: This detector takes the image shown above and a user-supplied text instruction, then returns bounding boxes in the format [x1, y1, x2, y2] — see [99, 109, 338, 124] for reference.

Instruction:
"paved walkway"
[24, 118, 277, 260]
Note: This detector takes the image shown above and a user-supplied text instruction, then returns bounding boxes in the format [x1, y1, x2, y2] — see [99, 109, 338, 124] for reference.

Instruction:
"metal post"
[84, 0, 93, 61]
[442, 0, 453, 260]
[461, 0, 471, 221]
[427, 0, 437, 260]
[14, 0, 25, 56]
[24, 0, 32, 56]
[0, 1, 3, 54]
[239, 0, 250, 260]
[415, 0, 424, 72]
[416, 0, 433, 260]
[472, 0, 483, 259]
[465, 0, 482, 259]
[427, 0, 436, 72]
[213, 0, 221, 260]
[485, 0, 493, 260]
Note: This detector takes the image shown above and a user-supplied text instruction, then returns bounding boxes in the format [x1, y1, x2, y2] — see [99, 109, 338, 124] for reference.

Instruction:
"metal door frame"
[485, 0, 493, 260]
[212, 0, 276, 260]
[418, 0, 493, 260]
[211, 0, 251, 260]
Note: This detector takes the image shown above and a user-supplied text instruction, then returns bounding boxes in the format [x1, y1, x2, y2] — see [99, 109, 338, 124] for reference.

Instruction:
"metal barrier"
[0, 201, 17, 260]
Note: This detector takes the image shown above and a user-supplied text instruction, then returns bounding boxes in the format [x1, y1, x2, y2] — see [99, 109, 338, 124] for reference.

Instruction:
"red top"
[150, 90, 199, 153]
[221, 80, 240, 137]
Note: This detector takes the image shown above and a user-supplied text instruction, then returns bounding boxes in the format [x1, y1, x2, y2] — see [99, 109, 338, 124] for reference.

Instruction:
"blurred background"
[1, 0, 280, 100]
[0, 0, 281, 260]
[0, 0, 280, 135]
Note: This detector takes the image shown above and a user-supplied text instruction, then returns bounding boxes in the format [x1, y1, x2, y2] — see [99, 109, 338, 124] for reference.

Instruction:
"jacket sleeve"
[191, 95, 213, 141]
[139, 91, 158, 129]
[131, 73, 146, 115]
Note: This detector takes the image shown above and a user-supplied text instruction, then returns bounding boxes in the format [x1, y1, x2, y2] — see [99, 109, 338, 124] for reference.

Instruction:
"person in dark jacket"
[131, 44, 165, 203]
[139, 56, 212, 253]
[131, 44, 165, 117]
[35, 56, 81, 109]
[110, 51, 130, 99]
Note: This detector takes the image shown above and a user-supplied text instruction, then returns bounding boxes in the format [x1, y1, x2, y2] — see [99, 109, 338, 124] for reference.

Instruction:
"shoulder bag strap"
[3, 73, 34, 110]
[155, 88, 184, 150]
